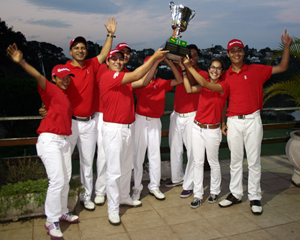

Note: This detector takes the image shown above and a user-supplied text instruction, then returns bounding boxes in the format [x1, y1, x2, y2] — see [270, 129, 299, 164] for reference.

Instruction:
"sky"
[1, 0, 300, 56]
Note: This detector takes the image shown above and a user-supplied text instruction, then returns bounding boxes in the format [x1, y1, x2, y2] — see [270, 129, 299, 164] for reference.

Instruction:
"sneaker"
[219, 193, 242, 208]
[180, 190, 193, 198]
[190, 198, 202, 209]
[108, 212, 121, 226]
[82, 199, 95, 211]
[45, 221, 63, 238]
[149, 189, 165, 200]
[250, 200, 263, 215]
[94, 194, 106, 206]
[120, 198, 142, 207]
[132, 189, 141, 200]
[165, 180, 183, 188]
[208, 194, 218, 203]
[60, 213, 79, 223]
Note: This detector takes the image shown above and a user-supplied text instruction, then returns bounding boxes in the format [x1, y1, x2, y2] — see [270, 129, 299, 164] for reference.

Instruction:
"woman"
[6, 43, 78, 238]
[181, 57, 227, 208]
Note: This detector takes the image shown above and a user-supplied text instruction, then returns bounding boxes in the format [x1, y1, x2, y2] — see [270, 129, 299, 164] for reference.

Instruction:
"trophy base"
[163, 39, 190, 60]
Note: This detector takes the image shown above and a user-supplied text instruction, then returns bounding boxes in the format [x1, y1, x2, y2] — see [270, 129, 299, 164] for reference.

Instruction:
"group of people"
[6, 15, 292, 237]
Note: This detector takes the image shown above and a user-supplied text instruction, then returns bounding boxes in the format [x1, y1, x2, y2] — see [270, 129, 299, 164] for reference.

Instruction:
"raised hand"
[281, 28, 292, 47]
[104, 17, 117, 35]
[183, 55, 192, 68]
[153, 48, 169, 61]
[6, 43, 23, 64]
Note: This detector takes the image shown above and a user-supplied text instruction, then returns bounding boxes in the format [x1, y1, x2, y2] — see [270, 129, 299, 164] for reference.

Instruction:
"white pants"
[133, 114, 162, 191]
[227, 111, 263, 201]
[94, 112, 106, 196]
[169, 111, 196, 190]
[192, 124, 222, 199]
[102, 122, 134, 214]
[69, 118, 96, 201]
[36, 133, 72, 223]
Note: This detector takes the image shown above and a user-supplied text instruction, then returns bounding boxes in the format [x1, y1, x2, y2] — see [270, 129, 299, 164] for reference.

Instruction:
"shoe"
[219, 193, 242, 208]
[132, 189, 141, 200]
[45, 221, 63, 238]
[108, 212, 121, 226]
[94, 194, 105, 206]
[149, 189, 165, 200]
[180, 190, 193, 198]
[165, 180, 183, 187]
[208, 194, 218, 203]
[82, 199, 95, 211]
[120, 198, 142, 207]
[250, 200, 263, 215]
[60, 213, 79, 223]
[190, 198, 202, 209]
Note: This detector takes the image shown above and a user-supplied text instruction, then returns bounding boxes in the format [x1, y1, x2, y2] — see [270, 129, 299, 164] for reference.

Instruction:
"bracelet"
[107, 34, 116, 38]
[19, 59, 25, 65]
[182, 69, 186, 73]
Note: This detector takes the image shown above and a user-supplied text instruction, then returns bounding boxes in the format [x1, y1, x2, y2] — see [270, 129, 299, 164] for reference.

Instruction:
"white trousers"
[94, 112, 106, 196]
[69, 118, 96, 201]
[192, 124, 222, 199]
[169, 111, 195, 190]
[227, 111, 263, 201]
[102, 122, 134, 214]
[36, 133, 72, 223]
[133, 114, 162, 191]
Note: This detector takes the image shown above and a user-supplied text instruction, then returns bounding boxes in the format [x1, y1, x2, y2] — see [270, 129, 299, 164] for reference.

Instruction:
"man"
[65, 18, 117, 211]
[100, 48, 168, 225]
[167, 44, 209, 198]
[93, 42, 132, 206]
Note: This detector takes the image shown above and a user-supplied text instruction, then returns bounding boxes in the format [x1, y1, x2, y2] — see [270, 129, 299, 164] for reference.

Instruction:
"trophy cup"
[164, 2, 196, 61]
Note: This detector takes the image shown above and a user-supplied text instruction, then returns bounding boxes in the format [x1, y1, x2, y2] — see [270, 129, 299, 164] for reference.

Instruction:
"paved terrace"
[1, 154, 300, 240]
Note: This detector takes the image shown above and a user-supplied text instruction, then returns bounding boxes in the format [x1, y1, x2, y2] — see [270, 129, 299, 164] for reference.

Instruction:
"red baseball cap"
[51, 65, 74, 78]
[106, 49, 124, 60]
[115, 43, 132, 52]
[227, 39, 244, 51]
[69, 36, 87, 50]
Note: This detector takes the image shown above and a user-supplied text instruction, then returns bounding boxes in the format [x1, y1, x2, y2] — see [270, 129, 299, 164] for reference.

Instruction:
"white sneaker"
[94, 194, 105, 205]
[83, 199, 95, 211]
[120, 198, 142, 207]
[132, 189, 141, 200]
[45, 221, 63, 238]
[60, 213, 79, 223]
[108, 212, 121, 226]
[149, 189, 165, 200]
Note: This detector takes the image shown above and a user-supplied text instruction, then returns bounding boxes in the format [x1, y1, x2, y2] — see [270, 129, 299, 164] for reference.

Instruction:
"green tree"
[264, 37, 300, 106]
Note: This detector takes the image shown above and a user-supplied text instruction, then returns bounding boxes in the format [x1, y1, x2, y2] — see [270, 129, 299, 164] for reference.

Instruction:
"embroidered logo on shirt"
[244, 75, 247, 80]
[113, 72, 120, 79]
[87, 70, 89, 74]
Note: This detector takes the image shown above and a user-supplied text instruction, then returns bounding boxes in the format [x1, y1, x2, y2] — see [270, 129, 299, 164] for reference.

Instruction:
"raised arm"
[183, 56, 224, 94]
[164, 58, 183, 87]
[121, 48, 169, 85]
[97, 17, 117, 64]
[6, 43, 46, 90]
[272, 28, 292, 75]
[177, 59, 201, 93]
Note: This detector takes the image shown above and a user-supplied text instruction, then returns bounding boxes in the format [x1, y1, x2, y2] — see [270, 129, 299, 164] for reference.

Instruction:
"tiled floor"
[1, 155, 300, 240]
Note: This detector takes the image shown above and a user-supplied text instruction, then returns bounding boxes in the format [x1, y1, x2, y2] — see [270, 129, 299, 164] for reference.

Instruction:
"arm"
[121, 48, 169, 85]
[183, 56, 224, 94]
[6, 43, 46, 90]
[272, 28, 292, 74]
[164, 58, 183, 87]
[97, 17, 117, 64]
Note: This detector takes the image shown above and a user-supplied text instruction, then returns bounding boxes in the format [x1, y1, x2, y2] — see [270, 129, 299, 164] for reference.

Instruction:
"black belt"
[72, 114, 95, 121]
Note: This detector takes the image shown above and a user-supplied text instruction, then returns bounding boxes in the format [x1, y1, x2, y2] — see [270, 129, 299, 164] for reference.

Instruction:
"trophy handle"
[169, 1, 174, 12]
[189, 10, 196, 21]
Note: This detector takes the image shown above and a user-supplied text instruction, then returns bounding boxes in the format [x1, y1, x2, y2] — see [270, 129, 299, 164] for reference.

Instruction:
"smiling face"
[208, 60, 223, 82]
[69, 42, 87, 62]
[52, 75, 72, 90]
[227, 46, 245, 65]
[120, 47, 131, 65]
[106, 52, 125, 72]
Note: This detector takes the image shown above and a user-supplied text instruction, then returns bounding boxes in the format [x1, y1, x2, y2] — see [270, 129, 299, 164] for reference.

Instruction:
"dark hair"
[187, 44, 200, 57]
[207, 57, 226, 70]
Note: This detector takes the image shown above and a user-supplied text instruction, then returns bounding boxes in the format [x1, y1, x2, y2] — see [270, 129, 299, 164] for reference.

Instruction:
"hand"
[105, 17, 117, 35]
[183, 55, 192, 68]
[39, 106, 47, 118]
[281, 28, 292, 47]
[171, 28, 182, 38]
[222, 124, 228, 136]
[153, 48, 169, 61]
[177, 57, 185, 69]
[6, 43, 23, 64]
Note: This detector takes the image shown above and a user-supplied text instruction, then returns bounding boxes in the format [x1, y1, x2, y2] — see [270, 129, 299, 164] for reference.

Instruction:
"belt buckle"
[238, 115, 245, 119]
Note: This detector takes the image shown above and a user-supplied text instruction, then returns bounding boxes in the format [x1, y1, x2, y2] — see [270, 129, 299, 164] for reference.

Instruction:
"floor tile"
[129, 226, 179, 240]
[228, 229, 278, 240]
[265, 222, 300, 240]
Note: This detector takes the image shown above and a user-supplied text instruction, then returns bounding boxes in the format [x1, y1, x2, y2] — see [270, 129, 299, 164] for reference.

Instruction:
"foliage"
[264, 37, 300, 106]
